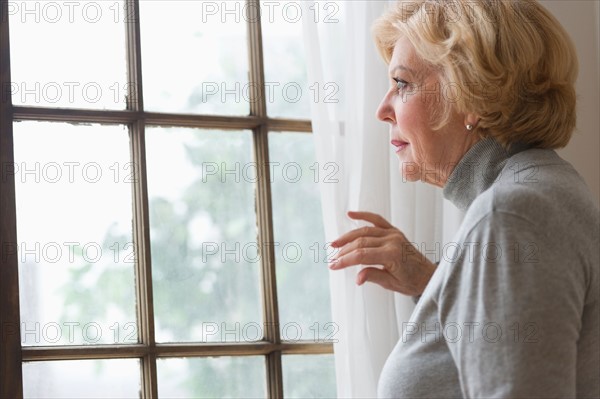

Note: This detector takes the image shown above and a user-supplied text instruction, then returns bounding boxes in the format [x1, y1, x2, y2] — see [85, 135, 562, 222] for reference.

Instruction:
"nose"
[376, 91, 395, 124]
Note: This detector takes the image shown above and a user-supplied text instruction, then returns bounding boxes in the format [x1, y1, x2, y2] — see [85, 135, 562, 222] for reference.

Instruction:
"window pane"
[261, 1, 310, 119]
[146, 127, 262, 342]
[23, 359, 140, 398]
[14, 122, 137, 346]
[157, 356, 266, 398]
[283, 355, 336, 398]
[140, 1, 249, 115]
[9, 1, 127, 110]
[269, 133, 334, 341]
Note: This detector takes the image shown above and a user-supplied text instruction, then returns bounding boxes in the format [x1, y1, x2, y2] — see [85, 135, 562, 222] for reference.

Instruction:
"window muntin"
[2, 1, 336, 397]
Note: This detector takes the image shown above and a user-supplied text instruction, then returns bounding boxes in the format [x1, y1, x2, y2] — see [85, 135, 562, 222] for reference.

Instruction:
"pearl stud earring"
[466, 124, 474, 131]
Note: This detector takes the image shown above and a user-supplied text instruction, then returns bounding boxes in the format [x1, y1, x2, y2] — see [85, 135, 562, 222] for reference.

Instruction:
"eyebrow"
[389, 65, 417, 77]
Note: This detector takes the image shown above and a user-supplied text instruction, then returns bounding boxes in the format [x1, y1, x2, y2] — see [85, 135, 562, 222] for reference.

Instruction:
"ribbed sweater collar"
[443, 137, 530, 211]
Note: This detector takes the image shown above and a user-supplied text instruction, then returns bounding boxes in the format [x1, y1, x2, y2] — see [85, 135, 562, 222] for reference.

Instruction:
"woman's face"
[376, 37, 480, 188]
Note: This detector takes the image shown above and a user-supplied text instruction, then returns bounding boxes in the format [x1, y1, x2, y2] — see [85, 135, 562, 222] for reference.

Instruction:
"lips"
[391, 139, 409, 152]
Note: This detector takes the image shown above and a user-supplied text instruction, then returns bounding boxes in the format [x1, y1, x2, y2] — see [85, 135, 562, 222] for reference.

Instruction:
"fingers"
[347, 210, 394, 229]
[329, 247, 391, 270]
[331, 225, 387, 248]
[334, 236, 386, 259]
[330, 211, 395, 248]
[356, 267, 394, 290]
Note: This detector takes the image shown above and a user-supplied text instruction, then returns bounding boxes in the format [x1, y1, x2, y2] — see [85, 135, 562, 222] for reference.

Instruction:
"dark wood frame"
[0, 0, 333, 397]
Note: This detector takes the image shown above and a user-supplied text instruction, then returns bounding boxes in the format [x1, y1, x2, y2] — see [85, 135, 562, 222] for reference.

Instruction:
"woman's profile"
[329, 1, 600, 397]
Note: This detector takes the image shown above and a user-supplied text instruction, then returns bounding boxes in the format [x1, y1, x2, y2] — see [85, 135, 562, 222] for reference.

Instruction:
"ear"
[464, 113, 480, 129]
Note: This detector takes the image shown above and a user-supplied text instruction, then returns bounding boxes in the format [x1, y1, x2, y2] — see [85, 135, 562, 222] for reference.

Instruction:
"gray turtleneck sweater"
[378, 137, 599, 398]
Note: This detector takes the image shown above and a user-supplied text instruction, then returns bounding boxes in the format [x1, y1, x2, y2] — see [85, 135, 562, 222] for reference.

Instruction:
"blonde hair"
[372, 0, 578, 149]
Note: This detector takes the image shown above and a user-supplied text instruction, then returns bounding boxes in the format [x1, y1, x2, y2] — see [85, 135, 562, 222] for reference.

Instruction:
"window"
[0, 1, 337, 397]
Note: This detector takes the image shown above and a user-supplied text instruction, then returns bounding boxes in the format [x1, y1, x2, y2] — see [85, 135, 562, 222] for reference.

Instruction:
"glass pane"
[157, 356, 266, 398]
[283, 355, 337, 398]
[262, 1, 312, 119]
[14, 122, 137, 346]
[9, 1, 127, 110]
[269, 133, 334, 341]
[23, 359, 140, 398]
[146, 127, 262, 342]
[140, 1, 249, 115]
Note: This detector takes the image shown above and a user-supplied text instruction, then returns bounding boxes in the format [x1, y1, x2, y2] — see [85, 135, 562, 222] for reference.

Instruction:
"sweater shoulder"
[465, 149, 598, 229]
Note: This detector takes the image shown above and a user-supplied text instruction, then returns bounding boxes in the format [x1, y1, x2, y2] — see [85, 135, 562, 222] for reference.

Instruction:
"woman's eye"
[393, 78, 409, 92]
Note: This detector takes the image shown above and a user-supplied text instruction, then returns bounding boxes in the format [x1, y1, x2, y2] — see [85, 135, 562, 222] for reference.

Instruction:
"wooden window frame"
[0, 0, 333, 397]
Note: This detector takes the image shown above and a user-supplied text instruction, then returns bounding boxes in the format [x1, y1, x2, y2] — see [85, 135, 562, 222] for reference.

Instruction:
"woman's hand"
[329, 210, 437, 296]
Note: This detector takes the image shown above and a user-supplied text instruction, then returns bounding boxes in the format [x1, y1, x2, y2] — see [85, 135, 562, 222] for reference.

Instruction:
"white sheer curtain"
[301, 1, 464, 397]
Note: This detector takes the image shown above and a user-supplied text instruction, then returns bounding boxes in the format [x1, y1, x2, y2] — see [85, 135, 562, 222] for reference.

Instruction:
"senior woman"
[328, 0, 599, 397]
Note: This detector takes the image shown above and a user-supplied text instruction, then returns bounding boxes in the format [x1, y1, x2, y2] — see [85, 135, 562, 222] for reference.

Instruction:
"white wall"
[541, 1, 600, 206]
